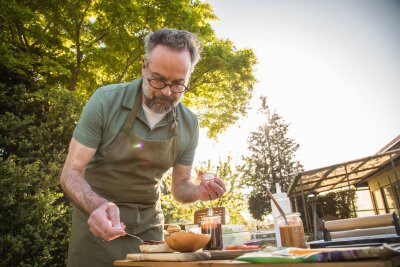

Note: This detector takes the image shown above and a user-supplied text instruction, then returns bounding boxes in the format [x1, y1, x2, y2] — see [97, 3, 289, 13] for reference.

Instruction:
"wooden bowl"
[165, 232, 210, 252]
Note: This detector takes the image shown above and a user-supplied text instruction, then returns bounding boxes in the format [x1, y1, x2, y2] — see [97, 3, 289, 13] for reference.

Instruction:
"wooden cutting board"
[126, 250, 258, 262]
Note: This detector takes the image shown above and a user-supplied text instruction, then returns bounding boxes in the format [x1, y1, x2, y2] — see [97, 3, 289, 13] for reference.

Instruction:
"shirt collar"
[122, 77, 143, 110]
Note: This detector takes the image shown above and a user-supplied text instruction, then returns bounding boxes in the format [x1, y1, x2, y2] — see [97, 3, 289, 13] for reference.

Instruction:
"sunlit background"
[195, 0, 400, 170]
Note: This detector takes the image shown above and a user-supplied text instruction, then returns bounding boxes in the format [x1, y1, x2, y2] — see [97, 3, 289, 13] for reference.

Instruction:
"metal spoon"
[125, 232, 144, 243]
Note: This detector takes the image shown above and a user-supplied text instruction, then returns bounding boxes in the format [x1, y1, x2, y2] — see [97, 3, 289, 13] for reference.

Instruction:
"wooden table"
[114, 257, 400, 267]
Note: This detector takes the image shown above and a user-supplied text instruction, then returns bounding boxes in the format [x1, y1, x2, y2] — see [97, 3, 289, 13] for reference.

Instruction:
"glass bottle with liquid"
[201, 208, 223, 250]
[278, 212, 307, 248]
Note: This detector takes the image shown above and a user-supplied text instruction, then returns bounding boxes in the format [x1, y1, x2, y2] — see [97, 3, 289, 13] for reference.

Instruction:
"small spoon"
[265, 187, 289, 224]
[202, 173, 216, 181]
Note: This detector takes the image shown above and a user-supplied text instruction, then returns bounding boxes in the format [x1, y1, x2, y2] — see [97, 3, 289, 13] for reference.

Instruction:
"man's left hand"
[196, 172, 226, 201]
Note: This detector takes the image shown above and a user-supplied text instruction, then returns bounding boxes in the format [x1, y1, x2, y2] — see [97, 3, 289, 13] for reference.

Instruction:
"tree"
[0, 1, 257, 265]
[241, 96, 303, 220]
[161, 156, 248, 225]
[0, 0, 72, 89]
[0, 0, 257, 137]
[186, 40, 257, 138]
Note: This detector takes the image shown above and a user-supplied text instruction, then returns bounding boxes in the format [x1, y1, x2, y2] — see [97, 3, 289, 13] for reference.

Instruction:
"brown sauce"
[201, 222, 223, 250]
[279, 224, 306, 248]
[142, 240, 164, 245]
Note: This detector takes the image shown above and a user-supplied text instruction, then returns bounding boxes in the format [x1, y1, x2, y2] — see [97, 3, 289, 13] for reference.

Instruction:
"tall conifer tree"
[242, 96, 303, 220]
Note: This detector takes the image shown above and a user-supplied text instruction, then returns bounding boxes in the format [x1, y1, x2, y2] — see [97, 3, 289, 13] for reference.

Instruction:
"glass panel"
[356, 190, 374, 210]
[356, 210, 376, 217]
[372, 189, 386, 214]
[383, 186, 397, 212]
[393, 182, 400, 209]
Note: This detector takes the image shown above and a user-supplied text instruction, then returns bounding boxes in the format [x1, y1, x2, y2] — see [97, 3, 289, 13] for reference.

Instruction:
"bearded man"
[60, 28, 226, 267]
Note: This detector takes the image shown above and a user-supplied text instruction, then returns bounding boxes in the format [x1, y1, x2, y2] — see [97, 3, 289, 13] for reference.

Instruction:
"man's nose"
[161, 86, 172, 96]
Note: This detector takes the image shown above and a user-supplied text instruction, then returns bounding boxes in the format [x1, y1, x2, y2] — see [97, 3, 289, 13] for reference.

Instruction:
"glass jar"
[201, 209, 223, 250]
[278, 212, 307, 248]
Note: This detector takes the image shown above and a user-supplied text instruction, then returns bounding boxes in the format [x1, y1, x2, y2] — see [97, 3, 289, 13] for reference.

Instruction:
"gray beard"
[142, 84, 180, 114]
[144, 95, 174, 114]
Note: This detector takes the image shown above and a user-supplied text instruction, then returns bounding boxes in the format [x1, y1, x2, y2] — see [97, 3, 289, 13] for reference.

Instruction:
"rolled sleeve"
[72, 89, 105, 149]
[177, 117, 199, 166]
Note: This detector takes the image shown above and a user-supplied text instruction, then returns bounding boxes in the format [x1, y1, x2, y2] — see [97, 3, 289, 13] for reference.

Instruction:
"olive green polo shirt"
[73, 78, 199, 167]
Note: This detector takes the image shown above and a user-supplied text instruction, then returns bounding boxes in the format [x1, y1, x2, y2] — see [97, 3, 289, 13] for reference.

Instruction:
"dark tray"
[308, 234, 400, 248]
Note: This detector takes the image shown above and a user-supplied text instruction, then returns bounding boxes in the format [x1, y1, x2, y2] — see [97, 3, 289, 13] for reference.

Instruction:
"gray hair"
[144, 28, 201, 71]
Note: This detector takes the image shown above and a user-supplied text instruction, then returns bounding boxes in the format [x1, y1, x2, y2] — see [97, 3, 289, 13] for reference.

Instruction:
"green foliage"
[186, 40, 257, 138]
[0, 81, 82, 266]
[317, 190, 357, 219]
[0, 0, 72, 88]
[161, 156, 248, 225]
[0, 0, 256, 138]
[1, 0, 257, 265]
[0, 83, 82, 161]
[293, 190, 356, 235]
[241, 96, 304, 220]
[0, 156, 70, 266]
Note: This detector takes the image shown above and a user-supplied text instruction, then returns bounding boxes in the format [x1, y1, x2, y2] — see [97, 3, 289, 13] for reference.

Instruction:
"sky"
[193, 0, 400, 171]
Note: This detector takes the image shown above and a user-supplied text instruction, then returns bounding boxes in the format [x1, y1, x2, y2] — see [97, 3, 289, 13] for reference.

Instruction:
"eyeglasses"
[147, 78, 188, 93]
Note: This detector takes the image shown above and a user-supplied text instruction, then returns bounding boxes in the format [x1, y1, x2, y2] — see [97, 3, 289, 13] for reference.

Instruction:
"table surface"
[114, 258, 398, 267]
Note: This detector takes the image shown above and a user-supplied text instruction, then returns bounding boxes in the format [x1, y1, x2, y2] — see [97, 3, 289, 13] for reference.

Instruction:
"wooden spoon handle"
[266, 187, 288, 224]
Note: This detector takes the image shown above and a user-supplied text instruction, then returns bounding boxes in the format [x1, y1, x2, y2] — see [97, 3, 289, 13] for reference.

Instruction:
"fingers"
[196, 183, 211, 201]
[213, 176, 226, 192]
[197, 176, 226, 201]
[87, 202, 126, 241]
[208, 180, 226, 199]
[201, 181, 218, 199]
[106, 202, 122, 229]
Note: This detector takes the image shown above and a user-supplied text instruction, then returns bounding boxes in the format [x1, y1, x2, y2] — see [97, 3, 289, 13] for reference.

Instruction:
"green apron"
[67, 86, 179, 267]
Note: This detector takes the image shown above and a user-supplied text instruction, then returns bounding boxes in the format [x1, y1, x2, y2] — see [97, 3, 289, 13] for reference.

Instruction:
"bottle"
[271, 183, 292, 247]
[201, 208, 223, 250]
[278, 212, 306, 248]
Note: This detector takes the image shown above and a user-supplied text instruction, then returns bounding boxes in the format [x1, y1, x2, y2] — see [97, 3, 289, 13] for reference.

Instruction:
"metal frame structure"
[287, 148, 400, 237]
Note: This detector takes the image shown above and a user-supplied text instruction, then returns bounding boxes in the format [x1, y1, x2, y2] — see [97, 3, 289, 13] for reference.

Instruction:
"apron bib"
[67, 87, 179, 267]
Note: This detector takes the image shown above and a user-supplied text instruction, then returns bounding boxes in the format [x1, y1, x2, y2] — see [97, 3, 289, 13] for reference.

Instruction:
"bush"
[0, 156, 71, 266]
[0, 83, 82, 266]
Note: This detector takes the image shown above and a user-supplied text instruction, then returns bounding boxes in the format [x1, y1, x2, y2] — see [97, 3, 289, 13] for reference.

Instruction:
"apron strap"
[122, 90, 142, 135]
[171, 107, 179, 163]
[171, 105, 179, 137]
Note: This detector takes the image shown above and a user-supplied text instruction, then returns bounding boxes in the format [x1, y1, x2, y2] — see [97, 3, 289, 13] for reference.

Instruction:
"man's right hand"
[60, 139, 127, 241]
[87, 202, 126, 241]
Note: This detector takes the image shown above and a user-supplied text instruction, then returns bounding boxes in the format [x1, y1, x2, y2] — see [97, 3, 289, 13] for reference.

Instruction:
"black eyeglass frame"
[147, 78, 189, 93]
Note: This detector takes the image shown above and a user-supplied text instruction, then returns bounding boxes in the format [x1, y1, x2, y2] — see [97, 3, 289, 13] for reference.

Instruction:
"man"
[60, 28, 226, 266]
